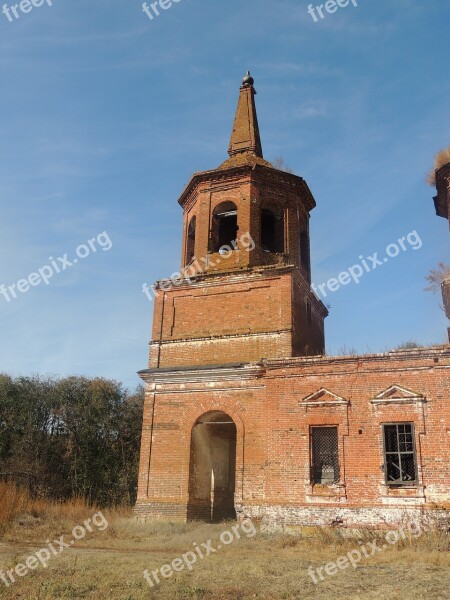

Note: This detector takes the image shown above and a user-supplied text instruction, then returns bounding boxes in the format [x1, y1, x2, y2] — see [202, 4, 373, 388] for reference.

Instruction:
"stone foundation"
[134, 500, 449, 531]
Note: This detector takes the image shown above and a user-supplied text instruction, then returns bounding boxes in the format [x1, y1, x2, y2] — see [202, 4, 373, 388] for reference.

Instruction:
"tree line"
[0, 375, 144, 507]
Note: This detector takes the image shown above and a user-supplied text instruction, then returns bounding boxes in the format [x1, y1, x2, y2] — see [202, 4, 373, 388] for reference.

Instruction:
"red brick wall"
[136, 347, 450, 526]
[148, 267, 326, 368]
[141, 156, 328, 370]
[178, 165, 316, 276]
[291, 270, 326, 356]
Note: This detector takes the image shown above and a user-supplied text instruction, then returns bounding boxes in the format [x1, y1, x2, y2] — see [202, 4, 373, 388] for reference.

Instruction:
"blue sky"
[0, 0, 449, 389]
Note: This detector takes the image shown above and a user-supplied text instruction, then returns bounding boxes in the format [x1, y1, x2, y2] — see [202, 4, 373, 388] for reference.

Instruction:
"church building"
[136, 73, 450, 527]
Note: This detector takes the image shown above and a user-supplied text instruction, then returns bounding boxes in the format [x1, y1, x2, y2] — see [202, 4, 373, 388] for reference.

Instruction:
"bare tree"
[425, 263, 450, 320]
[425, 262, 450, 294]
[272, 156, 295, 174]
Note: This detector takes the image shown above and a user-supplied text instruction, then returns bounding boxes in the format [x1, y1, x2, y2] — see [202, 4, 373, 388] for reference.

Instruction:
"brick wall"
[434, 162, 450, 229]
[136, 347, 450, 527]
[178, 164, 316, 275]
[148, 266, 326, 368]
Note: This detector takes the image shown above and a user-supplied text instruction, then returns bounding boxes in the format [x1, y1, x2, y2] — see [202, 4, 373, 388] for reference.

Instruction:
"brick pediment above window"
[299, 388, 349, 407]
[371, 385, 426, 405]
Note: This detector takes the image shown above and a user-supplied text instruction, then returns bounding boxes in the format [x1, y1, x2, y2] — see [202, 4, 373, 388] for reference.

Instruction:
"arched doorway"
[187, 411, 237, 522]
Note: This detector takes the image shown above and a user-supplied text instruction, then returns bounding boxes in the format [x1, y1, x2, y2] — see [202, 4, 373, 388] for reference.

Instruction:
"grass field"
[0, 484, 449, 599]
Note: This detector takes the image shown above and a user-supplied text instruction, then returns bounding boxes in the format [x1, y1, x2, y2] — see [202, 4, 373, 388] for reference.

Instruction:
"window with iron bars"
[382, 423, 418, 485]
[311, 426, 340, 485]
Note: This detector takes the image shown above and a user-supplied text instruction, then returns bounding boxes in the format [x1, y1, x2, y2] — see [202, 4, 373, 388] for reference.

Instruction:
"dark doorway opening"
[211, 202, 238, 252]
[300, 229, 310, 274]
[186, 216, 196, 264]
[261, 208, 284, 253]
[187, 411, 237, 522]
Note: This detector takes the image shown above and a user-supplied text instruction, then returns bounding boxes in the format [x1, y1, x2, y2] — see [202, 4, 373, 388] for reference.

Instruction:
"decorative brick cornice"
[149, 328, 291, 346]
[178, 163, 315, 211]
[153, 263, 297, 290]
[138, 362, 265, 384]
[262, 346, 450, 370]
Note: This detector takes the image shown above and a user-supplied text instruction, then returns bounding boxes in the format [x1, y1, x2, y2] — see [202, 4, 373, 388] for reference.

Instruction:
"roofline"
[178, 163, 316, 210]
[137, 345, 450, 381]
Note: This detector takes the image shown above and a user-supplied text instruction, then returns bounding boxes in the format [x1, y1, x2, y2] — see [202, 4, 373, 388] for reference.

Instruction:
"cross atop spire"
[228, 71, 263, 159]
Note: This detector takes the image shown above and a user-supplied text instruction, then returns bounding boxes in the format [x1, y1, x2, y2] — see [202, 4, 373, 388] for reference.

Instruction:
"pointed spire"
[228, 71, 263, 159]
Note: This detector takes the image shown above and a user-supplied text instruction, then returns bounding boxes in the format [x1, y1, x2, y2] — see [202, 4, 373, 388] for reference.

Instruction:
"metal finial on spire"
[242, 70, 254, 87]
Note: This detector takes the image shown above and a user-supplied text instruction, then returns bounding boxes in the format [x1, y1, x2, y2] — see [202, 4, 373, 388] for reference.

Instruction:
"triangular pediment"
[372, 385, 426, 404]
[300, 388, 348, 407]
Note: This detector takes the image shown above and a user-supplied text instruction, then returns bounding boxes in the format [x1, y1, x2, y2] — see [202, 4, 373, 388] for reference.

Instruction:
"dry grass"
[0, 482, 122, 529]
[0, 485, 449, 599]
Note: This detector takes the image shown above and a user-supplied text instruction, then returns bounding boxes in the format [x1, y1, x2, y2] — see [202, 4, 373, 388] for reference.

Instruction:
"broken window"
[311, 426, 340, 485]
[383, 423, 417, 485]
[261, 208, 284, 253]
[186, 216, 196, 264]
[210, 202, 238, 253]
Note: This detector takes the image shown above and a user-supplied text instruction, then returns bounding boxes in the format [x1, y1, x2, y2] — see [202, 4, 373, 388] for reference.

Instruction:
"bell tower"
[148, 72, 328, 368]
